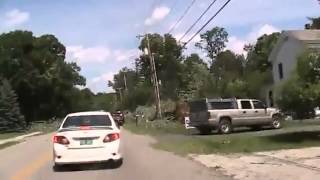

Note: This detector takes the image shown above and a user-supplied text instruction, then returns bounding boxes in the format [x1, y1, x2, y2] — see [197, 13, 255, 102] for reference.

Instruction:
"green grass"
[0, 132, 24, 140]
[0, 120, 60, 141]
[26, 120, 61, 134]
[125, 119, 320, 155]
[0, 141, 20, 150]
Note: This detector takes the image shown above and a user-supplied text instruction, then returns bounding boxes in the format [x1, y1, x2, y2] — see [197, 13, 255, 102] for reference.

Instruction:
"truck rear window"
[189, 101, 207, 112]
[208, 101, 236, 110]
[62, 115, 112, 128]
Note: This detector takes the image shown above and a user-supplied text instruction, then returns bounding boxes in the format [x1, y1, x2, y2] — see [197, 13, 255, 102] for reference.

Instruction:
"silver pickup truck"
[188, 98, 282, 134]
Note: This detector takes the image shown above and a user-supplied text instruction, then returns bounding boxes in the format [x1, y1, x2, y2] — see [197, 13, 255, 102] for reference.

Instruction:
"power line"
[168, 0, 197, 34]
[183, 0, 232, 47]
[178, 0, 218, 42]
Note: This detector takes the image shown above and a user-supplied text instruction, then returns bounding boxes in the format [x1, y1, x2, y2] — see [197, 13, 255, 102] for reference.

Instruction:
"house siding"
[272, 37, 304, 85]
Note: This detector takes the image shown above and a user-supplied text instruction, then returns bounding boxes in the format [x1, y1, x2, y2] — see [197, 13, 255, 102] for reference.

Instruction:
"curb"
[0, 132, 42, 145]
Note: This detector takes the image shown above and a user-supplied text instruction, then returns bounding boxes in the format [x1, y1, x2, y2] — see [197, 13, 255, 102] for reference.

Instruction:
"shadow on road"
[190, 127, 276, 136]
[53, 159, 123, 172]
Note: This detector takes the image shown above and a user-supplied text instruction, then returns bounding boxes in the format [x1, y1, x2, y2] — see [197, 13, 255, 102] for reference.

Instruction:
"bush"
[277, 51, 320, 119]
[277, 77, 315, 119]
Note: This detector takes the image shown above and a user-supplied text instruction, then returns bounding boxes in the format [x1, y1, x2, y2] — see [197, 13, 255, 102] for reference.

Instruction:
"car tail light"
[53, 135, 70, 145]
[103, 133, 120, 143]
[80, 126, 91, 130]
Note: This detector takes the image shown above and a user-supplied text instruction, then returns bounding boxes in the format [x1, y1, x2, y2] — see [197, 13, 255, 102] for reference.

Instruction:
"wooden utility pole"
[123, 72, 128, 92]
[116, 88, 123, 102]
[137, 34, 162, 119]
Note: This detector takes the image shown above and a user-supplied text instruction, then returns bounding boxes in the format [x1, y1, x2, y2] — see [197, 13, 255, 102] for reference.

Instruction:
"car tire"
[271, 115, 281, 129]
[218, 118, 232, 134]
[197, 127, 212, 135]
[111, 158, 123, 168]
[53, 164, 64, 172]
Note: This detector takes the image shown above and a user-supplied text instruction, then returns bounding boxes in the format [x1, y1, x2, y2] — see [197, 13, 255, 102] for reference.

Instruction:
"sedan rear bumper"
[54, 151, 122, 165]
[53, 143, 121, 165]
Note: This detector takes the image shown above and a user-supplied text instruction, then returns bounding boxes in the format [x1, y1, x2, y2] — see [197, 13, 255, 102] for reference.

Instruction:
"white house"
[266, 30, 320, 107]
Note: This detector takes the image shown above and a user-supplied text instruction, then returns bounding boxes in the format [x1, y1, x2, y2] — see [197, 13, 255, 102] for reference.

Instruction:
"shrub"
[277, 51, 320, 119]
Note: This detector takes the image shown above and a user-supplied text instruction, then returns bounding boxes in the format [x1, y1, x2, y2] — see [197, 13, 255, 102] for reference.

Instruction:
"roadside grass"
[0, 120, 61, 150]
[26, 120, 61, 134]
[0, 132, 24, 140]
[125, 119, 320, 155]
[0, 141, 20, 149]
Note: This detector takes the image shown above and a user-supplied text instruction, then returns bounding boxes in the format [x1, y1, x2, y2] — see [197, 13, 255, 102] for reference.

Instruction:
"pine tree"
[0, 78, 26, 131]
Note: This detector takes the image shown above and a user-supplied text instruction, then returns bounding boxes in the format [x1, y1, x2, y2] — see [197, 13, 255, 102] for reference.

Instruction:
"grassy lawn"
[125, 119, 320, 155]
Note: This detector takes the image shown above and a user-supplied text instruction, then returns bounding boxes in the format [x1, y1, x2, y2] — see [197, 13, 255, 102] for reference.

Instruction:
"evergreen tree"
[0, 78, 26, 131]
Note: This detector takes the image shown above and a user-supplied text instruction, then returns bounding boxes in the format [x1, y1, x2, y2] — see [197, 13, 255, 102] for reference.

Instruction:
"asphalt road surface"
[0, 129, 231, 180]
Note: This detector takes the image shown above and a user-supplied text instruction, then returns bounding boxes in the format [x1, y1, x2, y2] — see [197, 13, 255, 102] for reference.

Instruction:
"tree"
[136, 33, 184, 99]
[0, 78, 26, 131]
[179, 54, 215, 100]
[0, 31, 86, 123]
[242, 33, 280, 98]
[195, 27, 228, 63]
[245, 32, 280, 72]
[305, 17, 320, 29]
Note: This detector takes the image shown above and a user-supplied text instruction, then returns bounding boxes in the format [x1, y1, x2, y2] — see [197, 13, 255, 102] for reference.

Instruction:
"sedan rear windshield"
[62, 115, 112, 128]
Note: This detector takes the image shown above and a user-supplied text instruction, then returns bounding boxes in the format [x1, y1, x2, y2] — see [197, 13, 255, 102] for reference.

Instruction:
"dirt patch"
[190, 147, 320, 180]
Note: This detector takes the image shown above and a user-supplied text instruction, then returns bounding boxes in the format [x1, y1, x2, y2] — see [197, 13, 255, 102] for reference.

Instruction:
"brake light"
[80, 126, 91, 130]
[53, 135, 70, 145]
[103, 133, 120, 143]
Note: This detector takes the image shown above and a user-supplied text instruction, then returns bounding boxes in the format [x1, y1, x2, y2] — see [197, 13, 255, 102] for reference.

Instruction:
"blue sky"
[0, 0, 319, 93]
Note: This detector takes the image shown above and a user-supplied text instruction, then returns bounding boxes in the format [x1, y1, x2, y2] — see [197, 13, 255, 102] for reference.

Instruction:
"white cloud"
[87, 72, 115, 93]
[113, 49, 140, 62]
[247, 24, 280, 42]
[227, 36, 247, 55]
[66, 46, 140, 64]
[226, 24, 280, 55]
[4, 9, 30, 27]
[66, 46, 140, 93]
[145, 6, 170, 26]
[66, 46, 111, 64]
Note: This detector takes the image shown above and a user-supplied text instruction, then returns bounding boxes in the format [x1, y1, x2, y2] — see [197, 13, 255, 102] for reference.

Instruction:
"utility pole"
[137, 34, 162, 119]
[116, 88, 123, 102]
[123, 72, 128, 92]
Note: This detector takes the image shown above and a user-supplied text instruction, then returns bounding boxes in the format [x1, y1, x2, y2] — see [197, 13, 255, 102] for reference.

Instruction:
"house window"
[278, 63, 283, 80]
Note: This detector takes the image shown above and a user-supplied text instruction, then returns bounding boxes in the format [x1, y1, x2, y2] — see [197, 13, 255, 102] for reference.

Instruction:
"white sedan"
[53, 111, 122, 170]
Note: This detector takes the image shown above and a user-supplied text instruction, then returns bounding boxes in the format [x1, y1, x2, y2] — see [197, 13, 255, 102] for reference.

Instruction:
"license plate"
[80, 139, 93, 145]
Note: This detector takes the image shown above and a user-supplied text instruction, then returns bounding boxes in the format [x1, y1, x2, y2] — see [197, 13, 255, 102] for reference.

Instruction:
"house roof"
[268, 30, 320, 62]
[285, 30, 320, 41]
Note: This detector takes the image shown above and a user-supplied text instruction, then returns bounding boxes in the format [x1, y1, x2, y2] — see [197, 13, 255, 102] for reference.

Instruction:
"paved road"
[0, 129, 231, 180]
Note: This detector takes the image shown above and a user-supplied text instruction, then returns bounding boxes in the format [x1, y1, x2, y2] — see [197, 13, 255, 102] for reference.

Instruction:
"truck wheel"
[218, 118, 232, 134]
[197, 127, 211, 135]
[271, 116, 281, 129]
